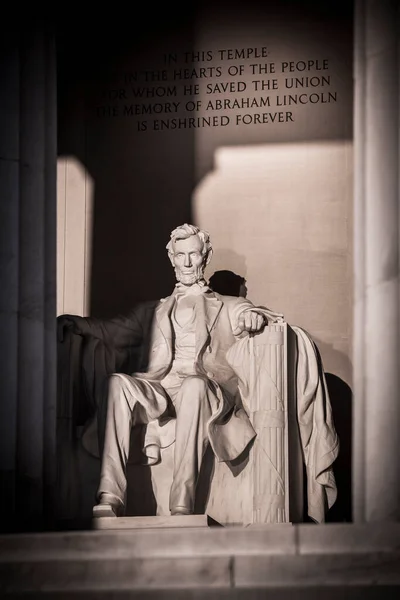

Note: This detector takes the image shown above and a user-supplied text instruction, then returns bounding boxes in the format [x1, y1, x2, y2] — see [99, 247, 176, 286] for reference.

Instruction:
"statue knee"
[179, 376, 208, 403]
[108, 373, 125, 397]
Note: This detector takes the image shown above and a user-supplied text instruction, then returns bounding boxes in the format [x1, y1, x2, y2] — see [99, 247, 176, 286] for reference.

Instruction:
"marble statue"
[94, 224, 285, 517]
[57, 223, 339, 524]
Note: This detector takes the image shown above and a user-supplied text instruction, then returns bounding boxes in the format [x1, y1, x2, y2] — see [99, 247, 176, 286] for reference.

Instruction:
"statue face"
[170, 234, 206, 286]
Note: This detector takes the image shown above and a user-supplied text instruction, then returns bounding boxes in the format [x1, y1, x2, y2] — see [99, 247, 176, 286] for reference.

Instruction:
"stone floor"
[0, 522, 399, 598]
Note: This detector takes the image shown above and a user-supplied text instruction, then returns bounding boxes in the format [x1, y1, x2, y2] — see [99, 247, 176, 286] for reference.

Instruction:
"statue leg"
[169, 375, 216, 515]
[94, 373, 168, 517]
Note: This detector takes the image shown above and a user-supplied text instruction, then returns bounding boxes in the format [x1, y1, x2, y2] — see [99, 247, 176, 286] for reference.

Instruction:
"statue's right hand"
[57, 315, 81, 343]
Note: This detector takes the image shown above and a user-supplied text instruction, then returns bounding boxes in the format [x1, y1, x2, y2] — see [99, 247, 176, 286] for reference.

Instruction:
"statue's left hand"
[57, 315, 81, 342]
[233, 310, 267, 335]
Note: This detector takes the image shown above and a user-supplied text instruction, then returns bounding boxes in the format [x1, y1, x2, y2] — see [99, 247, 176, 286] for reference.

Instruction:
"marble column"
[353, 0, 400, 522]
[0, 25, 57, 530]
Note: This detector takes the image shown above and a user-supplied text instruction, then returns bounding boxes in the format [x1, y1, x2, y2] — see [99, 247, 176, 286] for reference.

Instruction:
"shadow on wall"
[209, 269, 248, 297]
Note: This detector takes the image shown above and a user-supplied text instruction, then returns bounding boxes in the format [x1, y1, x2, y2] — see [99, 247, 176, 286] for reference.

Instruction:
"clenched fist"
[232, 310, 267, 335]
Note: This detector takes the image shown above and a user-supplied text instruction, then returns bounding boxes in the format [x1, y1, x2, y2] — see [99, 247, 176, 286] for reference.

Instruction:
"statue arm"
[57, 304, 148, 350]
[95, 309, 145, 349]
[227, 297, 284, 335]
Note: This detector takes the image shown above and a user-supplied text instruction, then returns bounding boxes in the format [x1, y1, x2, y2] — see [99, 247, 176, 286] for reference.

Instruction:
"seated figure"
[58, 224, 339, 523]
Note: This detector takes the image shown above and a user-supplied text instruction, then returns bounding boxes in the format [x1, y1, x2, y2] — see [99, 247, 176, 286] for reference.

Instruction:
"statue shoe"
[92, 502, 119, 518]
[93, 494, 124, 518]
[170, 506, 192, 516]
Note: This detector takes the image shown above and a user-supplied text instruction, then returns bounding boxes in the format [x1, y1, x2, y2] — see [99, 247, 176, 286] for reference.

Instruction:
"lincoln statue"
[92, 223, 282, 518]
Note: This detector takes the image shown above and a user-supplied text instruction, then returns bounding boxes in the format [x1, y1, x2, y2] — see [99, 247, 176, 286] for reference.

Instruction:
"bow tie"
[174, 281, 211, 297]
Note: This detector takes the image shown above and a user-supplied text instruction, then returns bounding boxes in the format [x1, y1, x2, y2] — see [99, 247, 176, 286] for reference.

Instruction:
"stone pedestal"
[1, 523, 400, 595]
[93, 515, 218, 530]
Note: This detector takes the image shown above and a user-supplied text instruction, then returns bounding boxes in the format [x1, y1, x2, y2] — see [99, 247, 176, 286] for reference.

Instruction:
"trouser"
[96, 372, 218, 514]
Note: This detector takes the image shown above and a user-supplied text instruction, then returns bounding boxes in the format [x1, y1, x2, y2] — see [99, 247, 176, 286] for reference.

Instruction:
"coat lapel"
[195, 292, 223, 357]
[155, 293, 176, 345]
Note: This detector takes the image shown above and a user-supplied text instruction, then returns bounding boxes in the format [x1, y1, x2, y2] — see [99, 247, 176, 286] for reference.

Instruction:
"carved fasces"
[248, 325, 287, 523]
[205, 323, 298, 525]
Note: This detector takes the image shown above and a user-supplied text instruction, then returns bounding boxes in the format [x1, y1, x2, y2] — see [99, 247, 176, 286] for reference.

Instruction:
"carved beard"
[174, 264, 205, 286]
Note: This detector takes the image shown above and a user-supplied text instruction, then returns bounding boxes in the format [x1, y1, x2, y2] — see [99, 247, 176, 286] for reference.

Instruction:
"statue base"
[92, 514, 221, 530]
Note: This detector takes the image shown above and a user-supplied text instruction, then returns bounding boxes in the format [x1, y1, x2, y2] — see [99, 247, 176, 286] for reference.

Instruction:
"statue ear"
[205, 248, 213, 266]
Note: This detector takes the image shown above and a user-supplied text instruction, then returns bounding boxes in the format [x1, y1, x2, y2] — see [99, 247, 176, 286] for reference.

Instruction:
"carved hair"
[166, 223, 213, 258]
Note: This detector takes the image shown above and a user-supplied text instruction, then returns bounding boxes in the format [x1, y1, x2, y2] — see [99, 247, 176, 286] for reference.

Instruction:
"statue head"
[166, 223, 213, 286]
